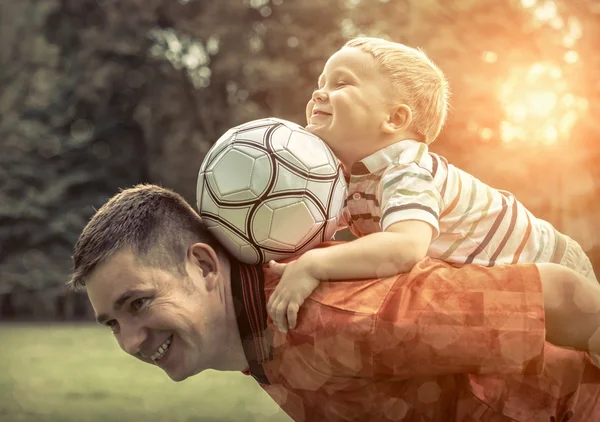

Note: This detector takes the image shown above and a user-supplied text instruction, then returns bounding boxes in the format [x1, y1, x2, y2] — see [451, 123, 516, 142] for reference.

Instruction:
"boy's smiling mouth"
[311, 110, 331, 118]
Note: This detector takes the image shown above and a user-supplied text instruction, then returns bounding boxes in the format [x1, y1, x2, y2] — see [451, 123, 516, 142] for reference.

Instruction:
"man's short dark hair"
[68, 184, 222, 290]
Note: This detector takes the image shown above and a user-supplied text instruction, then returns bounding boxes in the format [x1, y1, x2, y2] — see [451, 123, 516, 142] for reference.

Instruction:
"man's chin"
[167, 373, 189, 382]
[164, 367, 190, 382]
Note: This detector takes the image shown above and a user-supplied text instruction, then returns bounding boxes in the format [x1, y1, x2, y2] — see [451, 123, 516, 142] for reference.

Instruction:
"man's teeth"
[151, 336, 172, 361]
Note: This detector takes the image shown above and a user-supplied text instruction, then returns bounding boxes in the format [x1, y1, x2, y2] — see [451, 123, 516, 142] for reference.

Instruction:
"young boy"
[267, 37, 596, 332]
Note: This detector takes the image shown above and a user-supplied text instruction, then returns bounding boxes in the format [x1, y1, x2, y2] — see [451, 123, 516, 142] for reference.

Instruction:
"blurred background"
[2, 0, 600, 420]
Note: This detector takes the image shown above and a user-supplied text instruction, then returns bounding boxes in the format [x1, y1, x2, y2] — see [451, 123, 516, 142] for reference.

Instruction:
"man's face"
[305, 47, 395, 162]
[86, 248, 225, 382]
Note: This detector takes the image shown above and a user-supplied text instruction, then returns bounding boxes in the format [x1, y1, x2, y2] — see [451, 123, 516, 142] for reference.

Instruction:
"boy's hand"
[267, 256, 321, 333]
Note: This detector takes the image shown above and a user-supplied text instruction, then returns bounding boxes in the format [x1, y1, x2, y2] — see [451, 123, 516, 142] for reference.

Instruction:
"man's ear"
[382, 104, 412, 134]
[188, 243, 221, 291]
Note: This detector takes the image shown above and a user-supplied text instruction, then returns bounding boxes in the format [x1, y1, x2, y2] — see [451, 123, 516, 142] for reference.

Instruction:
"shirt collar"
[229, 258, 272, 384]
[350, 139, 422, 175]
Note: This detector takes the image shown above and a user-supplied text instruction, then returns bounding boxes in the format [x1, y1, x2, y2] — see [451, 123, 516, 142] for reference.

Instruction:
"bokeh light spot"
[70, 119, 95, 143]
[564, 50, 579, 64]
[382, 398, 408, 420]
[260, 6, 272, 17]
[498, 62, 587, 144]
[482, 51, 498, 63]
[417, 382, 441, 404]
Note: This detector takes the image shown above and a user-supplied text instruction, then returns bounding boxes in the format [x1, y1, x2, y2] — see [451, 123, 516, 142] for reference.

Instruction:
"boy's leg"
[538, 263, 600, 355]
[559, 236, 597, 284]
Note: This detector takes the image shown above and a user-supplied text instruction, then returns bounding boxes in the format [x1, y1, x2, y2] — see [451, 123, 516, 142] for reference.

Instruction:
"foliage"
[1, 0, 599, 317]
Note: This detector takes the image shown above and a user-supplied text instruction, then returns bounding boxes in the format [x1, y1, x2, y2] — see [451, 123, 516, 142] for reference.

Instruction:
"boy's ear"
[382, 104, 412, 134]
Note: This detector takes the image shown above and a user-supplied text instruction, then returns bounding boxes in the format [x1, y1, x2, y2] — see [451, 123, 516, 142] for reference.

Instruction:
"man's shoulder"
[306, 277, 396, 315]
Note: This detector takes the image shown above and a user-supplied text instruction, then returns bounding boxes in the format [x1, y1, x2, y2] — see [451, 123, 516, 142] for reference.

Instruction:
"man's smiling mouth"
[151, 335, 173, 362]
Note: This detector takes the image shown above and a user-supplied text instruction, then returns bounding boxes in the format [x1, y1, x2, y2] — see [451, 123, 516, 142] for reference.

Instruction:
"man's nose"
[119, 323, 148, 356]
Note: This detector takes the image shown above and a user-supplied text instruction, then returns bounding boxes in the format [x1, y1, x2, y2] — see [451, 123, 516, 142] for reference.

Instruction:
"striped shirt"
[340, 139, 568, 267]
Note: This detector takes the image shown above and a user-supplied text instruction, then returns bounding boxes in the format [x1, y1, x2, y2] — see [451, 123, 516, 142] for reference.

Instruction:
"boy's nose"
[312, 89, 329, 102]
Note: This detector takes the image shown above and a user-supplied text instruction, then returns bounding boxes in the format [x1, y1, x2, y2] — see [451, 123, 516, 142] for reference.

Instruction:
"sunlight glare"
[482, 51, 498, 63]
[498, 62, 586, 145]
[520, 0, 537, 8]
[564, 50, 579, 64]
[534, 1, 558, 22]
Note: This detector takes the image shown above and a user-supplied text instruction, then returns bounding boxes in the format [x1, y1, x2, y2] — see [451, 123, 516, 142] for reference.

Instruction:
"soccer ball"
[196, 117, 347, 265]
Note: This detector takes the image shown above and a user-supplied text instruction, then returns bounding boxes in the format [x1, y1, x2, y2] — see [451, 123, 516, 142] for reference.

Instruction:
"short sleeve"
[379, 163, 442, 238]
[336, 205, 351, 231]
[373, 258, 546, 379]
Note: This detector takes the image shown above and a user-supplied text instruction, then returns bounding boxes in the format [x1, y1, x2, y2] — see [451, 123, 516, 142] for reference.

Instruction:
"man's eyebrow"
[95, 289, 146, 324]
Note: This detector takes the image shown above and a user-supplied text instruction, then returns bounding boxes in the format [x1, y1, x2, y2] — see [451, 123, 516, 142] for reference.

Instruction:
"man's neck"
[216, 256, 250, 372]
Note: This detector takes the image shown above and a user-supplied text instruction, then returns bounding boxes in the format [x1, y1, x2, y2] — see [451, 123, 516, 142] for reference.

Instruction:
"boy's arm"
[267, 220, 432, 332]
[309, 219, 433, 280]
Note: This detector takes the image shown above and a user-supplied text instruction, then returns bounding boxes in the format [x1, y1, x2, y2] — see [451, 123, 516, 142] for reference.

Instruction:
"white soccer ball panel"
[252, 198, 319, 247]
[249, 154, 273, 197]
[236, 124, 279, 149]
[329, 173, 348, 216]
[273, 149, 314, 174]
[323, 216, 340, 241]
[310, 163, 338, 176]
[208, 150, 271, 202]
[268, 197, 325, 247]
[197, 181, 222, 217]
[235, 118, 278, 134]
[259, 238, 296, 252]
[207, 131, 235, 163]
[271, 163, 308, 194]
[207, 224, 260, 265]
[305, 179, 336, 210]
[217, 205, 252, 234]
[232, 144, 269, 160]
[286, 130, 338, 173]
[269, 117, 304, 131]
[196, 171, 207, 211]
[265, 124, 293, 151]
[239, 244, 263, 265]
[251, 204, 274, 244]
[200, 133, 234, 174]
[209, 148, 255, 195]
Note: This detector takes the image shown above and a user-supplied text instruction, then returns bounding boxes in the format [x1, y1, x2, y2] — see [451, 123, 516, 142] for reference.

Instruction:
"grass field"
[0, 323, 292, 422]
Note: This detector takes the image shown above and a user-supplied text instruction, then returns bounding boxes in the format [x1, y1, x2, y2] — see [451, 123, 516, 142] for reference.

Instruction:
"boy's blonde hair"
[344, 37, 450, 144]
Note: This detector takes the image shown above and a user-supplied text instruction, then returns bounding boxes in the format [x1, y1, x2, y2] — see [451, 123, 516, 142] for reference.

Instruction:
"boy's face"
[306, 47, 396, 164]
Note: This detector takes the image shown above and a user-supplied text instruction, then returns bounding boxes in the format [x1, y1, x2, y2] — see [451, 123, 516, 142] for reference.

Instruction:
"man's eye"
[131, 298, 147, 311]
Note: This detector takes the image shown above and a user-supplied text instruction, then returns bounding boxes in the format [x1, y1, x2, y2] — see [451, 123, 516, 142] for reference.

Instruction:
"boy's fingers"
[287, 302, 300, 330]
[268, 260, 287, 276]
[267, 293, 282, 321]
[275, 299, 289, 333]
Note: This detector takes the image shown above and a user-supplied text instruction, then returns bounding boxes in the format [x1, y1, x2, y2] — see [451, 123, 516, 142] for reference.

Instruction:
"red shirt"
[230, 249, 600, 421]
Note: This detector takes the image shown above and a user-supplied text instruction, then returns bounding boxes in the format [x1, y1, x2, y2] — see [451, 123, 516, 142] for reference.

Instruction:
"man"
[69, 184, 600, 421]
